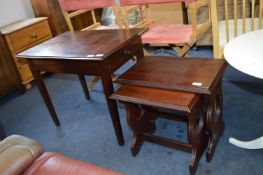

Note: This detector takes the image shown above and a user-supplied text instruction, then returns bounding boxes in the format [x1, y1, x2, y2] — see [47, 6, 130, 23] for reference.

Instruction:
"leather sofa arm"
[24, 152, 126, 175]
[0, 135, 43, 175]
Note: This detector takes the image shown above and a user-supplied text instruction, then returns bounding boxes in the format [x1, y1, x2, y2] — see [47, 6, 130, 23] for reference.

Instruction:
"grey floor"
[0, 47, 263, 175]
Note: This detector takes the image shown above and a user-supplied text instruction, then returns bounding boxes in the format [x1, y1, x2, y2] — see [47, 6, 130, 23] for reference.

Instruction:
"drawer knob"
[31, 34, 38, 38]
[124, 50, 131, 55]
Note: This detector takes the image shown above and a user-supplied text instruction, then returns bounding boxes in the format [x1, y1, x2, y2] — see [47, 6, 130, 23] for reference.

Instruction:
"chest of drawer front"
[18, 64, 33, 83]
[7, 20, 52, 53]
[1, 18, 52, 89]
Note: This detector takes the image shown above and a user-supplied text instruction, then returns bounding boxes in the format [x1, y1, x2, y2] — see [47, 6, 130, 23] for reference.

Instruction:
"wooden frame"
[211, 0, 263, 59]
[117, 0, 211, 57]
[63, 9, 99, 31]
[119, 5, 155, 29]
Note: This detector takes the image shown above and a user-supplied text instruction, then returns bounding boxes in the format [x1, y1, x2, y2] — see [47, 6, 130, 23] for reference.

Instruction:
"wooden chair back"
[211, 0, 263, 58]
[58, 0, 116, 31]
[187, 0, 212, 42]
[117, 4, 154, 29]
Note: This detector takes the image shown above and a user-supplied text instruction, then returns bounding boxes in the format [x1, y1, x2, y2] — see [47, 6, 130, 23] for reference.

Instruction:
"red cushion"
[58, 0, 115, 12]
[23, 152, 125, 175]
[119, 0, 195, 6]
[142, 24, 193, 44]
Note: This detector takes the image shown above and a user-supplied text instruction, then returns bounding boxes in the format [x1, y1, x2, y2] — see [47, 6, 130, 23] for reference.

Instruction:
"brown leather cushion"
[23, 152, 126, 175]
[0, 135, 43, 175]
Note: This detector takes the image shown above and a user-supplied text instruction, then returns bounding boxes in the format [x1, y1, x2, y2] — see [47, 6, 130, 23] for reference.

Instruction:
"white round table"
[224, 29, 263, 149]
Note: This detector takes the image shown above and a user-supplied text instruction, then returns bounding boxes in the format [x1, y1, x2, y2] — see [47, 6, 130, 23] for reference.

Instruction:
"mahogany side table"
[17, 29, 145, 146]
[116, 56, 228, 160]
[111, 85, 207, 175]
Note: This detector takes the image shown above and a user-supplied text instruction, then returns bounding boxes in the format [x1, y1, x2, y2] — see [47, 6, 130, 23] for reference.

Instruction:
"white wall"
[0, 0, 35, 27]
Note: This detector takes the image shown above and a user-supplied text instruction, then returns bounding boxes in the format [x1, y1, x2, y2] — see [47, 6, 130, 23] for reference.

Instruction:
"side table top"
[116, 57, 228, 94]
[17, 29, 145, 61]
[110, 85, 199, 113]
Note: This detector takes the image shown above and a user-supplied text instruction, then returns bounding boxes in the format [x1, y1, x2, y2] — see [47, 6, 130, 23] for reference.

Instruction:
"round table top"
[224, 29, 263, 79]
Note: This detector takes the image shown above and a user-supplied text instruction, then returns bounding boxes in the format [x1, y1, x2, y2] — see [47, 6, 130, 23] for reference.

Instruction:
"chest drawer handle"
[31, 34, 38, 39]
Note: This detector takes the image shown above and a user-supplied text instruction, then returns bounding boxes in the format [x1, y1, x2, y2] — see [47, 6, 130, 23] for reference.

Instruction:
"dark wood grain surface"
[17, 29, 146, 61]
[116, 57, 228, 94]
[110, 85, 199, 113]
[113, 56, 226, 168]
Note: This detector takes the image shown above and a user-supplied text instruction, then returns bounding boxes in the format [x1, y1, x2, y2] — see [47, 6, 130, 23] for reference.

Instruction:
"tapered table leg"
[78, 75, 90, 100]
[28, 61, 60, 126]
[101, 70, 124, 146]
[33, 73, 60, 126]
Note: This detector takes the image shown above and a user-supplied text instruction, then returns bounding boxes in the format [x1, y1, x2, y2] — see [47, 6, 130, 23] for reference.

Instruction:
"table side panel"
[29, 59, 101, 75]
[208, 61, 228, 93]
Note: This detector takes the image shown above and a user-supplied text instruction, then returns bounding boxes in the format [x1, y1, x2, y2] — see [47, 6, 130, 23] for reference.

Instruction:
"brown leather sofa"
[0, 135, 125, 175]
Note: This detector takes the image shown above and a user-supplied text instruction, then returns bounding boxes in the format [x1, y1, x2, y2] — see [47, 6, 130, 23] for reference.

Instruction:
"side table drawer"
[108, 36, 143, 72]
[8, 20, 51, 52]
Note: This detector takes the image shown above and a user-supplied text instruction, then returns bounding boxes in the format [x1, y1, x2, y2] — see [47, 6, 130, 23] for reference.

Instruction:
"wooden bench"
[111, 85, 207, 175]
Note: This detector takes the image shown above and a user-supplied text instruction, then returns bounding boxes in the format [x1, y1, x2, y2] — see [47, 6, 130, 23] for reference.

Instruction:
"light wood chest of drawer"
[0, 17, 52, 89]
